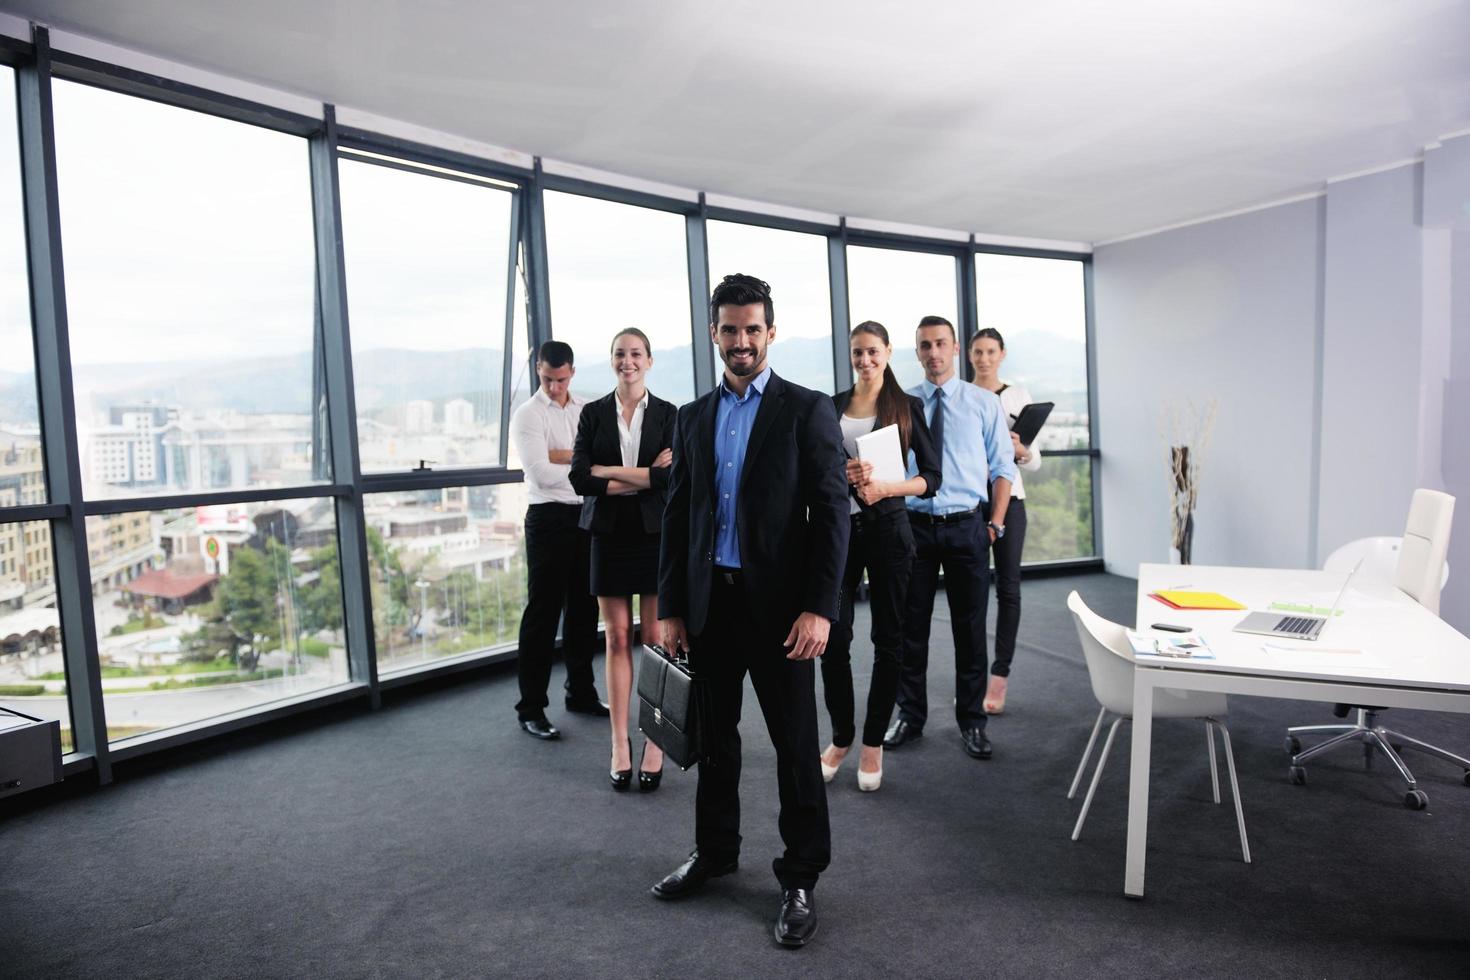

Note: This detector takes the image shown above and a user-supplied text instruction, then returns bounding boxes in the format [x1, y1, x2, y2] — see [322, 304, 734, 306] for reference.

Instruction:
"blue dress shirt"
[712, 365, 772, 567]
[905, 375, 1018, 516]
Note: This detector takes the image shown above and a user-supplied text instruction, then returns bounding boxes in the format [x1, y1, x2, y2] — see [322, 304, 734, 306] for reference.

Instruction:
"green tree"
[214, 545, 283, 672]
[300, 543, 345, 635]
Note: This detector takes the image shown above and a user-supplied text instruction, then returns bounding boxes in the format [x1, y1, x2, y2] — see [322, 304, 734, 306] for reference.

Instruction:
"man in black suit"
[652, 274, 849, 949]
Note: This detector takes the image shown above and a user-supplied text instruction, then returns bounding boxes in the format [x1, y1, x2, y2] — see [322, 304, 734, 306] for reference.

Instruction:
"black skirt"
[590, 529, 661, 597]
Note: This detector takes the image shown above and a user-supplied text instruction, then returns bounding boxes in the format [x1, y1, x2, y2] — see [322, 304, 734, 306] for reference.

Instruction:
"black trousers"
[820, 510, 915, 748]
[515, 502, 599, 720]
[984, 498, 1026, 678]
[895, 511, 992, 731]
[692, 574, 830, 891]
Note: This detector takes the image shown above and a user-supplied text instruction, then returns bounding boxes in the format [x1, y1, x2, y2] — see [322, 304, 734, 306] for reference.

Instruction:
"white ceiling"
[6, 0, 1470, 244]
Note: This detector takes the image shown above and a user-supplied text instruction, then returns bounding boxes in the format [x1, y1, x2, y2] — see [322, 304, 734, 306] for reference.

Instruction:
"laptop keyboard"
[1274, 615, 1320, 635]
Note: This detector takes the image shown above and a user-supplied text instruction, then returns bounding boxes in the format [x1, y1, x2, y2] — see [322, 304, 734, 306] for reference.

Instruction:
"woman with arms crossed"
[968, 327, 1042, 715]
[820, 321, 941, 790]
[569, 328, 676, 790]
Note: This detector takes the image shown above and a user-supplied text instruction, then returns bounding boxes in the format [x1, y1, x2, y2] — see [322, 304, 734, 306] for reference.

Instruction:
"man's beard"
[723, 347, 762, 376]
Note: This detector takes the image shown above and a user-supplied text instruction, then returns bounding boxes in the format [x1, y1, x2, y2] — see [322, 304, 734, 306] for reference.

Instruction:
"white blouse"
[615, 390, 650, 468]
[839, 413, 877, 515]
[995, 382, 1043, 501]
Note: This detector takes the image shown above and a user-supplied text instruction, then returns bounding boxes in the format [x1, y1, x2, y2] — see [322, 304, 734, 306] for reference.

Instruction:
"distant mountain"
[0, 371, 38, 426]
[44, 332, 1094, 427]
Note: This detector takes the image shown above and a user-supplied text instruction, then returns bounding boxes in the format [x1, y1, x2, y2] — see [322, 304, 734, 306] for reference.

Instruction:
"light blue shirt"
[905, 375, 1017, 516]
[712, 365, 772, 567]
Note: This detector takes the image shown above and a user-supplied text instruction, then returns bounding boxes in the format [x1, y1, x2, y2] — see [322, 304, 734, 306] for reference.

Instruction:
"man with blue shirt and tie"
[884, 315, 1016, 760]
[653, 274, 849, 949]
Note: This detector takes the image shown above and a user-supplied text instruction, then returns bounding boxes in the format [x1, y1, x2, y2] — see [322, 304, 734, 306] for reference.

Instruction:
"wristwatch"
[987, 521, 1005, 540]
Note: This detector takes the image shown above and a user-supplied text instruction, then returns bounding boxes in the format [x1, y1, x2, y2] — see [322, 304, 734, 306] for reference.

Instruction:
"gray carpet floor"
[2, 571, 1469, 978]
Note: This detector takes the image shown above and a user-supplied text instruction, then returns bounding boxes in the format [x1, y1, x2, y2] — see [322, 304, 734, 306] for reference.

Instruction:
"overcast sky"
[2, 70, 1088, 419]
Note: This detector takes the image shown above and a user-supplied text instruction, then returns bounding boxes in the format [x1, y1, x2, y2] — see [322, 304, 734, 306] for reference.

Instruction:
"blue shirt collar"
[920, 373, 963, 401]
[719, 364, 772, 402]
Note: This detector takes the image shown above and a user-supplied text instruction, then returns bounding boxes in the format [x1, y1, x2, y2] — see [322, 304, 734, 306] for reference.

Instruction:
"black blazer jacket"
[658, 371, 850, 640]
[568, 390, 677, 535]
[831, 388, 943, 517]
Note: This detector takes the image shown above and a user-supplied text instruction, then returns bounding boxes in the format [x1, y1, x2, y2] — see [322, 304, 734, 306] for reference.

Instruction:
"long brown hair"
[850, 321, 913, 455]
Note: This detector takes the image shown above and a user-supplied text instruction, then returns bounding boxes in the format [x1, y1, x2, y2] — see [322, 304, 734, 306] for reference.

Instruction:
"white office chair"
[1285, 489, 1465, 809]
[1066, 591, 1250, 863]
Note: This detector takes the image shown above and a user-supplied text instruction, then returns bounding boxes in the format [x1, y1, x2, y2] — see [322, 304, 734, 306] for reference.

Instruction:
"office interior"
[1, 3, 1467, 977]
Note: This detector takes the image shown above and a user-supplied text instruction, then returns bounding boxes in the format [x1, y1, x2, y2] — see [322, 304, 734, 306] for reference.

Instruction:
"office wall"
[1095, 136, 1470, 633]
[1093, 198, 1324, 577]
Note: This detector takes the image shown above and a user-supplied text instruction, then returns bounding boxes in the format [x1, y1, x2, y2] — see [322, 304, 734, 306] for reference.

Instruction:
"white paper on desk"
[855, 423, 906, 484]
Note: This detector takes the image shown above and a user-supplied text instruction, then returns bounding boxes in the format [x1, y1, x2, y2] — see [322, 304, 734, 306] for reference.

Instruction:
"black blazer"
[831, 389, 942, 517]
[568, 390, 677, 535]
[658, 371, 850, 640]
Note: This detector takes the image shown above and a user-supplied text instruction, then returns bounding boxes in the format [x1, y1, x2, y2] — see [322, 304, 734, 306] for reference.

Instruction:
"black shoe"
[883, 719, 923, 749]
[519, 717, 560, 740]
[774, 888, 818, 948]
[638, 741, 664, 793]
[650, 851, 738, 900]
[566, 696, 611, 717]
[611, 737, 632, 792]
[961, 726, 992, 760]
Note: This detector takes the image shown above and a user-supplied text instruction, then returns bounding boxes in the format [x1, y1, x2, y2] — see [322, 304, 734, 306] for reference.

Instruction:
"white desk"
[1124, 563, 1470, 898]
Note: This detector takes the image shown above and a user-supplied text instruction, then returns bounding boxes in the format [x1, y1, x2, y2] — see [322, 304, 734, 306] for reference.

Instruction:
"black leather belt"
[715, 566, 743, 585]
[911, 506, 980, 526]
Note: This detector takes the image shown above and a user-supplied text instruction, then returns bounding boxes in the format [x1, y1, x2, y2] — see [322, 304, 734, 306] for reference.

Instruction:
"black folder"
[1009, 401, 1054, 446]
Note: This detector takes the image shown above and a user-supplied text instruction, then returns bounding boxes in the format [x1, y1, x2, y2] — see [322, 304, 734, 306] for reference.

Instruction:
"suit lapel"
[694, 390, 720, 496]
[739, 373, 786, 493]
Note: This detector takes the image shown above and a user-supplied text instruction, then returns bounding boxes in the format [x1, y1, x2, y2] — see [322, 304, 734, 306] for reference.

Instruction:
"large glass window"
[51, 82, 324, 501]
[91, 498, 349, 744]
[0, 520, 70, 752]
[706, 220, 833, 392]
[339, 154, 516, 472]
[974, 254, 1090, 449]
[366, 484, 526, 674]
[846, 245, 959, 391]
[0, 69, 44, 497]
[974, 253, 1094, 561]
[543, 192, 695, 406]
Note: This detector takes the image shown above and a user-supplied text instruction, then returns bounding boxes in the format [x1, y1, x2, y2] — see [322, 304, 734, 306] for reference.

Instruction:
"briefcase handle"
[647, 642, 689, 669]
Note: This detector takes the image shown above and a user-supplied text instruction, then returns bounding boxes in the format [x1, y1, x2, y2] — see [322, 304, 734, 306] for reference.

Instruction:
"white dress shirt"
[615, 390, 649, 468]
[996, 382, 1043, 500]
[510, 387, 587, 505]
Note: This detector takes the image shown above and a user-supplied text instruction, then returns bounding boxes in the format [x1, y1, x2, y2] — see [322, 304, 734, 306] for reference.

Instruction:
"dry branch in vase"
[1159, 399, 1218, 565]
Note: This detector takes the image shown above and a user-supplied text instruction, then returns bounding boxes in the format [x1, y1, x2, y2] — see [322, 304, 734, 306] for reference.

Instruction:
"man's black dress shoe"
[882, 719, 923, 749]
[961, 726, 993, 759]
[518, 717, 561, 740]
[649, 851, 737, 900]
[565, 696, 610, 717]
[774, 888, 818, 948]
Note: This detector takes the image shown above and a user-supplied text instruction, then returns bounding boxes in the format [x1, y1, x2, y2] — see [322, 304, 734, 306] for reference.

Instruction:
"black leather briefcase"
[637, 643, 706, 771]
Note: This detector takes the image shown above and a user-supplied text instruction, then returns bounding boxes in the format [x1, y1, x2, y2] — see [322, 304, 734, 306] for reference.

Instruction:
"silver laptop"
[1232, 558, 1363, 641]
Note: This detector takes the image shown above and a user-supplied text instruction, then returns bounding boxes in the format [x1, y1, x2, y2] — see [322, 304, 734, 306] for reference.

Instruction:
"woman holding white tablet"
[818, 321, 941, 791]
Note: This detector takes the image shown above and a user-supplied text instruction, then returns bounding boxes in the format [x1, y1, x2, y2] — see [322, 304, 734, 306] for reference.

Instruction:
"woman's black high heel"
[638, 740, 664, 793]
[611, 737, 632, 791]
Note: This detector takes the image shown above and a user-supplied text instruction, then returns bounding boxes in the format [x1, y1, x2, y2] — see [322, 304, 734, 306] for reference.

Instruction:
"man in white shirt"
[509, 341, 607, 739]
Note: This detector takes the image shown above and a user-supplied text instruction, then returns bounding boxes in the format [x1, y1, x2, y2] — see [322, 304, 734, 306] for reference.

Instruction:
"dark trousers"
[820, 510, 915, 748]
[515, 502, 599, 720]
[692, 574, 831, 891]
[984, 498, 1026, 678]
[895, 511, 992, 731]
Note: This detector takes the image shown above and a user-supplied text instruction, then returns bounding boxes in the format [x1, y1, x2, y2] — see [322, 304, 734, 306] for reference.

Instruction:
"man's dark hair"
[916, 315, 956, 341]
[709, 273, 774, 327]
[537, 340, 574, 368]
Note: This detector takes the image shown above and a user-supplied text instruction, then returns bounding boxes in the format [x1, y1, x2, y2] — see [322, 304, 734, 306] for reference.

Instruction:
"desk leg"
[1124, 670, 1154, 898]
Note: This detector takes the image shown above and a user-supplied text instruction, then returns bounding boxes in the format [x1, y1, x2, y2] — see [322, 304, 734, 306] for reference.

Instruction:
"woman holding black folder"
[569, 328, 676, 792]
[968, 327, 1042, 714]
[819, 321, 941, 791]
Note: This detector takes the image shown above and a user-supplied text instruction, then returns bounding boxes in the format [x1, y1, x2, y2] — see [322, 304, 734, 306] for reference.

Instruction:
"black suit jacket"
[658, 371, 850, 639]
[831, 388, 943, 517]
[568, 391, 677, 535]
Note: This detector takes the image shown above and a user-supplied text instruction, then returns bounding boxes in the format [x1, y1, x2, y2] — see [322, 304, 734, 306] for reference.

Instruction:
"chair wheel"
[1288, 766, 1306, 786]
[1462, 770, 1470, 788]
[1283, 736, 1300, 756]
[1404, 789, 1428, 810]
